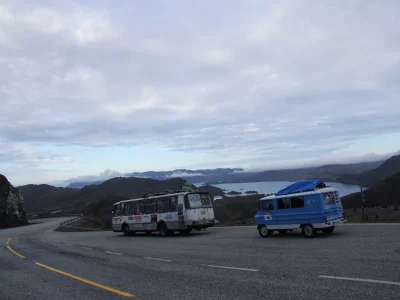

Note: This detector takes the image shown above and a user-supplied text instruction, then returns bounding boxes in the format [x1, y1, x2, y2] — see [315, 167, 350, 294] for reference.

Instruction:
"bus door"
[177, 195, 185, 228]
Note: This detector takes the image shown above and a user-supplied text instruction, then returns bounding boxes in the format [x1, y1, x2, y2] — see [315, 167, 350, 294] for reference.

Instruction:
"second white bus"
[112, 191, 215, 236]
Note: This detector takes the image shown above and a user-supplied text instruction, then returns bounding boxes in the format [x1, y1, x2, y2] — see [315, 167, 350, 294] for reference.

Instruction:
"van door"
[258, 199, 276, 226]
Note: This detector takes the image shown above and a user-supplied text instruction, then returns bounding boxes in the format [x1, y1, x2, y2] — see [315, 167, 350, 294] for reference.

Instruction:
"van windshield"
[186, 193, 213, 209]
[324, 192, 336, 205]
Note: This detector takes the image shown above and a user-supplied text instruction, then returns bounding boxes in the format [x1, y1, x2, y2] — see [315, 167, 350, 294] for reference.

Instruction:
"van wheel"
[122, 224, 130, 236]
[278, 229, 288, 235]
[158, 223, 168, 237]
[322, 226, 335, 234]
[302, 224, 317, 238]
[258, 225, 272, 237]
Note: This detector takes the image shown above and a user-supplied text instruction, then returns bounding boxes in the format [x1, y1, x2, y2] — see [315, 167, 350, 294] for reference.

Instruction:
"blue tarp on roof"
[275, 180, 326, 196]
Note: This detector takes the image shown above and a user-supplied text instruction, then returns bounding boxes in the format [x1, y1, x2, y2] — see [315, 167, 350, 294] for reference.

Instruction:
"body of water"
[196, 181, 366, 198]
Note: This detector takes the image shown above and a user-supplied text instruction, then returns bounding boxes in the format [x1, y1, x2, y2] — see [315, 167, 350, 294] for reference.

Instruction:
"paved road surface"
[1, 219, 400, 300]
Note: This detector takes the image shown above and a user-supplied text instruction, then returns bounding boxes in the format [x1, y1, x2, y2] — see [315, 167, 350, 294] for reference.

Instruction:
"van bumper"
[315, 218, 347, 228]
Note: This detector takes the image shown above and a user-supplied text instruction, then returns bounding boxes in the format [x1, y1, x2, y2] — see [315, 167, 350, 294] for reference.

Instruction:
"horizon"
[11, 150, 398, 187]
[1, 1, 400, 187]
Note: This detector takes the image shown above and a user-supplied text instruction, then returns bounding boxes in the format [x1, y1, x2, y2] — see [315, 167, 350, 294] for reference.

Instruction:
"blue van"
[254, 180, 346, 238]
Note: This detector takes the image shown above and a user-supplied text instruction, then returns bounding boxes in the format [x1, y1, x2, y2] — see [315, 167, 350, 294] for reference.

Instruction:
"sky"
[1, 0, 400, 186]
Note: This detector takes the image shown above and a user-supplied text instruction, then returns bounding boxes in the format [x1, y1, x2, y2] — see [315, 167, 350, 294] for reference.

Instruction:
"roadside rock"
[0, 174, 27, 228]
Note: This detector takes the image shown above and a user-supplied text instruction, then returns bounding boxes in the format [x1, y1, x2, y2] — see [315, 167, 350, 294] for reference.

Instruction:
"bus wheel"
[302, 224, 317, 238]
[158, 223, 168, 237]
[258, 225, 272, 237]
[322, 226, 335, 234]
[278, 229, 288, 235]
[122, 224, 130, 236]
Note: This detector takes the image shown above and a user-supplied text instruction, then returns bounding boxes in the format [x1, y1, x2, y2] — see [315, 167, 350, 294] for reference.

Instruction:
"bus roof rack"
[275, 180, 327, 196]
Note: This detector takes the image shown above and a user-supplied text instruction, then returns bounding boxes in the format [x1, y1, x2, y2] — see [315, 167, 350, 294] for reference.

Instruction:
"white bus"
[111, 191, 215, 236]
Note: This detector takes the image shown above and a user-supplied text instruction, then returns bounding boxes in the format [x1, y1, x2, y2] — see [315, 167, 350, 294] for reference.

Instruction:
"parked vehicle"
[112, 191, 215, 236]
[254, 180, 346, 238]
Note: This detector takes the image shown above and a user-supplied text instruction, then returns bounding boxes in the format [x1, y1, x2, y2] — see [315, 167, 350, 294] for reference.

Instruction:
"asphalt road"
[1, 219, 400, 300]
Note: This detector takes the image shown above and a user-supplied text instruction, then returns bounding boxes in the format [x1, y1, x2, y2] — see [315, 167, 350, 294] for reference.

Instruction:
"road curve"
[1, 218, 400, 300]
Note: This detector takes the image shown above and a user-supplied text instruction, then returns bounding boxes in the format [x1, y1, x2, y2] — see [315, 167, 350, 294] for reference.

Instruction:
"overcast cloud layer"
[1, 0, 400, 185]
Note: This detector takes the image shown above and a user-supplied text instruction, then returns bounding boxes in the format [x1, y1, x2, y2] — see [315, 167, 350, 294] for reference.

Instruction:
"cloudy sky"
[1, 0, 399, 186]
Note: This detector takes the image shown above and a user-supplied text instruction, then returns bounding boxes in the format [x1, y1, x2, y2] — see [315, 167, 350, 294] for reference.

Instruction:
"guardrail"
[57, 217, 81, 230]
[56, 216, 104, 232]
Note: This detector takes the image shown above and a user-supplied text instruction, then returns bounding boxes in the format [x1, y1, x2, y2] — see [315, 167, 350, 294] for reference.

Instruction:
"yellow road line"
[35, 262, 135, 298]
[6, 232, 27, 259]
[6, 245, 26, 259]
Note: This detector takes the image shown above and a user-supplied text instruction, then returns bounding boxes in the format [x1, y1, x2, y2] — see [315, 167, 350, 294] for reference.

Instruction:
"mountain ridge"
[64, 161, 383, 188]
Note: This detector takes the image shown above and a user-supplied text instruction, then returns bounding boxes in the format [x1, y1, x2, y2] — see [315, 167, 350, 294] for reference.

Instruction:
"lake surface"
[195, 181, 367, 198]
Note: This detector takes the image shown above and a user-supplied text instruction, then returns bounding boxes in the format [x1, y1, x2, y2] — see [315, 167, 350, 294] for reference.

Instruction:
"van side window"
[262, 200, 274, 210]
[291, 197, 304, 208]
[278, 198, 290, 209]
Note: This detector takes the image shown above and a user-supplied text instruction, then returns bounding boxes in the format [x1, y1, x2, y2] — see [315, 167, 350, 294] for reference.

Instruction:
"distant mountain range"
[66, 168, 246, 188]
[65, 161, 386, 189]
[14, 154, 400, 223]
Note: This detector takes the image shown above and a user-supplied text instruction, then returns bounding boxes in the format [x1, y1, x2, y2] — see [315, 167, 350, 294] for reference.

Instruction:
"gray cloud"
[1, 0, 400, 177]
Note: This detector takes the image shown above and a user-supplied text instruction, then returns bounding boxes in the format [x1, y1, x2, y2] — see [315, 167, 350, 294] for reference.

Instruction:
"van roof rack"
[275, 180, 327, 196]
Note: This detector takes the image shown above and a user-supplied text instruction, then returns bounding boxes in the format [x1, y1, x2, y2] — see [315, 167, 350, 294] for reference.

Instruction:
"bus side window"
[169, 196, 178, 212]
[262, 200, 274, 210]
[125, 202, 134, 215]
[278, 198, 290, 209]
[291, 197, 304, 209]
[135, 200, 144, 215]
[119, 203, 125, 216]
[157, 197, 169, 213]
[144, 199, 156, 214]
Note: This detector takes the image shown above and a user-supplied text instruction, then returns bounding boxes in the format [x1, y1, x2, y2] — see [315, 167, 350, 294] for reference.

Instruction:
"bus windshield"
[186, 193, 213, 209]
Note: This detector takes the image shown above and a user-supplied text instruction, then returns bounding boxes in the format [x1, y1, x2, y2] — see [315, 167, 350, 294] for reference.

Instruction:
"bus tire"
[158, 222, 168, 237]
[302, 224, 317, 238]
[322, 226, 335, 234]
[258, 225, 272, 237]
[122, 224, 130, 236]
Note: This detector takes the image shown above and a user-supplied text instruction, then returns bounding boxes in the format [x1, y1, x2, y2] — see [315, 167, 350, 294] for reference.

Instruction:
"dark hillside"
[341, 172, 400, 209]
[213, 194, 264, 224]
[337, 154, 400, 187]
[18, 184, 78, 212]
[19, 177, 190, 215]
[250, 161, 383, 183]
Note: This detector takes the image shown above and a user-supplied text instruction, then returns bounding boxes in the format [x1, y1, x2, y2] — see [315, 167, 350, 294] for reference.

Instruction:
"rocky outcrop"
[0, 174, 27, 228]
